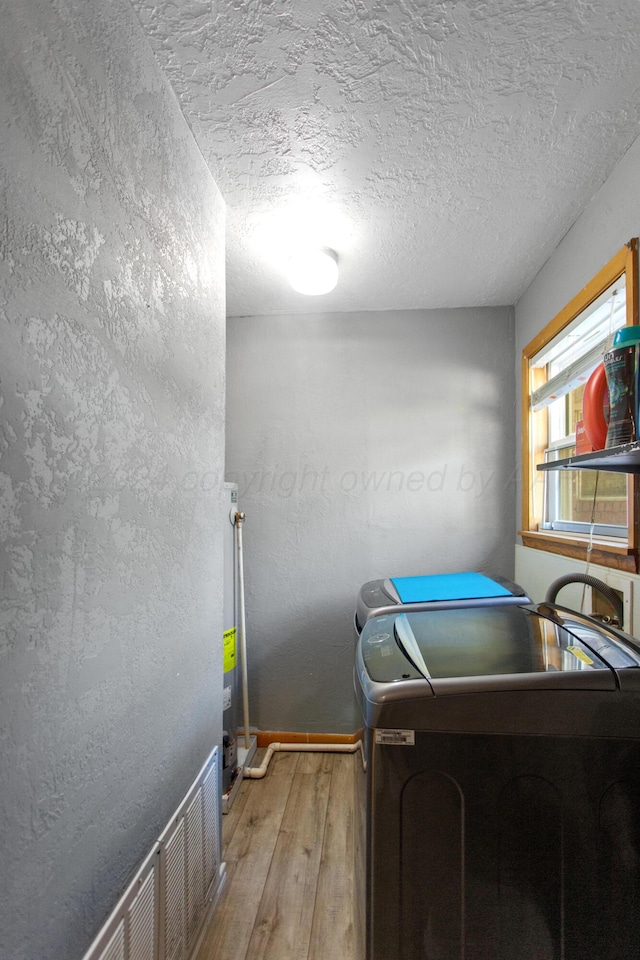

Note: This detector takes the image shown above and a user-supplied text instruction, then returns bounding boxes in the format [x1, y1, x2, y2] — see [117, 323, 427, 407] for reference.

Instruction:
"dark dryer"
[354, 571, 530, 639]
[354, 602, 640, 960]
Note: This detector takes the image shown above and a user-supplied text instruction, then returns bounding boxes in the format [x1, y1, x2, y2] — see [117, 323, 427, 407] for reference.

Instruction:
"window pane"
[530, 278, 626, 412]
[535, 277, 626, 372]
[568, 384, 584, 434]
[534, 272, 629, 539]
[546, 385, 586, 445]
[575, 471, 627, 527]
[544, 445, 627, 531]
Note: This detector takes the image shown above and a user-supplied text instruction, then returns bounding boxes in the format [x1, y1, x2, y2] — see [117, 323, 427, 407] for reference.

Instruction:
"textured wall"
[226, 308, 515, 734]
[0, 1, 225, 957]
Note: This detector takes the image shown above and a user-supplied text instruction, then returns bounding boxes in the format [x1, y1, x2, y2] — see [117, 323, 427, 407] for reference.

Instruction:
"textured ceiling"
[132, 0, 640, 317]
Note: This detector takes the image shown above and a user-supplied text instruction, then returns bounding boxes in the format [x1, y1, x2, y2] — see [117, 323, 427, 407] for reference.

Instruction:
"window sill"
[519, 530, 638, 573]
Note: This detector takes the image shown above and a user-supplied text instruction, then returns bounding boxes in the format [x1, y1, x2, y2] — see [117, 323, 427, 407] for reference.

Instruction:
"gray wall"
[515, 133, 640, 536]
[226, 308, 516, 734]
[0, 2, 225, 957]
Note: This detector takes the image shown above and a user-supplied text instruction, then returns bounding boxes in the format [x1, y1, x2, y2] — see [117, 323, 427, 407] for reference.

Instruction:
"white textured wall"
[226, 308, 516, 733]
[0, 1, 225, 957]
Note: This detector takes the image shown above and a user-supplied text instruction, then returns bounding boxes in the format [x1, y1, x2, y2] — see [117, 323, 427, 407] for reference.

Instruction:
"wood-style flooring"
[197, 750, 358, 960]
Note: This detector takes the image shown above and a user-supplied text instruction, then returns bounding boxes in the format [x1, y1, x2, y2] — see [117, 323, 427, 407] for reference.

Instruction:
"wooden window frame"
[520, 239, 640, 573]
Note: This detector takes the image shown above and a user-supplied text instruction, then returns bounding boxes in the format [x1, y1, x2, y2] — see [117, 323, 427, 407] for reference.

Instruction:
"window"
[538, 278, 627, 538]
[521, 240, 639, 572]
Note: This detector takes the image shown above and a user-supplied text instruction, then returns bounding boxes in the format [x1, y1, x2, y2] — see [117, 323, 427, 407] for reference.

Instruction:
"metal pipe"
[234, 511, 251, 750]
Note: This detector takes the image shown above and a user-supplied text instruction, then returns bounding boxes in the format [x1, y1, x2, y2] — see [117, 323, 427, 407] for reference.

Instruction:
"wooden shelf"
[537, 441, 640, 473]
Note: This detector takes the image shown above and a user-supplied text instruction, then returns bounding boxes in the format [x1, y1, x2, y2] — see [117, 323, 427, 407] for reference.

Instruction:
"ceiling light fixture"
[287, 246, 339, 296]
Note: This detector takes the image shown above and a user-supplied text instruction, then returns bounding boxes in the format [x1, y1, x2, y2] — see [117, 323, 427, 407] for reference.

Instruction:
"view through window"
[521, 240, 639, 570]
[533, 277, 627, 537]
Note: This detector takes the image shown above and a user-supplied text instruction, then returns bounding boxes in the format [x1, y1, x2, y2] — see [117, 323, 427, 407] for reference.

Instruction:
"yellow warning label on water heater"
[567, 645, 594, 665]
[223, 627, 237, 673]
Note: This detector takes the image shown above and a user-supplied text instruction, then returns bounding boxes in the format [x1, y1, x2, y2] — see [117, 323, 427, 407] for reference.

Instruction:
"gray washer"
[354, 603, 640, 960]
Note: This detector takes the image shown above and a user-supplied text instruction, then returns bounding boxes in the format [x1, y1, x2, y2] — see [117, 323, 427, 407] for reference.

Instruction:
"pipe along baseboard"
[244, 739, 366, 779]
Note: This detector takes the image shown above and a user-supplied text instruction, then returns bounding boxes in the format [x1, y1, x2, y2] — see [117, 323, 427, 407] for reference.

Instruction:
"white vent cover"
[202, 763, 220, 898]
[163, 820, 186, 960]
[129, 871, 156, 960]
[81, 746, 223, 960]
[185, 792, 205, 947]
[101, 923, 126, 960]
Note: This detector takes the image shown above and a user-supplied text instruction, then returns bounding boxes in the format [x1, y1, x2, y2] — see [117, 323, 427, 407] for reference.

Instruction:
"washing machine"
[354, 602, 640, 960]
[354, 571, 530, 639]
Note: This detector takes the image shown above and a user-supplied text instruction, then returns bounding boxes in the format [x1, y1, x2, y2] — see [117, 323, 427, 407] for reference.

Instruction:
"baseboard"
[252, 729, 363, 747]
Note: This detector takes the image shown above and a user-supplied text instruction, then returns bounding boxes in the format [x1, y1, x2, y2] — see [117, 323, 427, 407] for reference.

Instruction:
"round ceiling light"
[287, 246, 339, 296]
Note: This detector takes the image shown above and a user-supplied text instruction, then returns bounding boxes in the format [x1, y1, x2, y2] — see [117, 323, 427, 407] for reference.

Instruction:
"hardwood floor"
[197, 750, 358, 960]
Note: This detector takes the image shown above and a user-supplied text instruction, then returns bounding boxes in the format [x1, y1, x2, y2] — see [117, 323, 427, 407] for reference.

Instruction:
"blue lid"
[390, 572, 513, 604]
[613, 326, 640, 346]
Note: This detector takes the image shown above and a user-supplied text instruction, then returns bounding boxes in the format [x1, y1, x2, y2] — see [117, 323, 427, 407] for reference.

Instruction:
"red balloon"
[582, 363, 608, 450]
